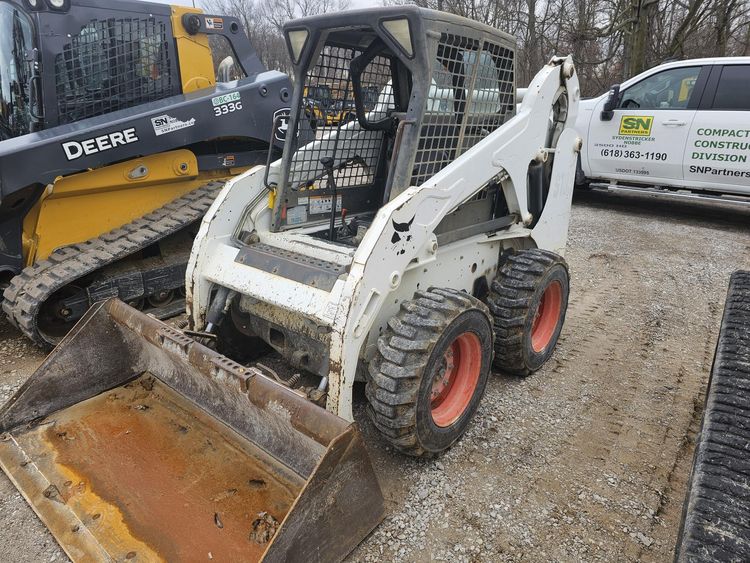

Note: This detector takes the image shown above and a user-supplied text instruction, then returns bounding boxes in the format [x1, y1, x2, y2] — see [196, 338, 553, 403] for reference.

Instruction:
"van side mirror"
[600, 84, 620, 121]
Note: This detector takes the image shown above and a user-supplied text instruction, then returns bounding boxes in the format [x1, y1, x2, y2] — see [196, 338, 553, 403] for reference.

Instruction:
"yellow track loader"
[0, 6, 581, 561]
[0, 0, 293, 347]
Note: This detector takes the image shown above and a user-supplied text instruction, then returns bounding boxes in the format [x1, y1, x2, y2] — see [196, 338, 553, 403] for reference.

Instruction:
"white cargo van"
[575, 57, 750, 198]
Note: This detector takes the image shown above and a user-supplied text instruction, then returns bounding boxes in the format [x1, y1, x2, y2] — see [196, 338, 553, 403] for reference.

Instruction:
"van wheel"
[366, 288, 493, 457]
[489, 249, 569, 375]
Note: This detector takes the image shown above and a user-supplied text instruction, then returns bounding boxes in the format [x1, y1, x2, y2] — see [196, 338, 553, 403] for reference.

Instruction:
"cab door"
[684, 64, 750, 195]
[587, 66, 706, 184]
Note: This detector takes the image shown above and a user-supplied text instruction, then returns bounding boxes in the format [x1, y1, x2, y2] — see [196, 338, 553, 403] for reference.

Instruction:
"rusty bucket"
[0, 299, 384, 562]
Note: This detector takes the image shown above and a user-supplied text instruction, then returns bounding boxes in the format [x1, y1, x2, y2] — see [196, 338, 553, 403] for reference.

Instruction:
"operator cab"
[268, 7, 516, 246]
[0, 0, 263, 142]
[0, 1, 39, 140]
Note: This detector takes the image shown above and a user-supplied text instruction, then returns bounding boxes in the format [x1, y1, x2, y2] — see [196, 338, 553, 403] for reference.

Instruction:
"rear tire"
[366, 288, 493, 457]
[488, 249, 569, 375]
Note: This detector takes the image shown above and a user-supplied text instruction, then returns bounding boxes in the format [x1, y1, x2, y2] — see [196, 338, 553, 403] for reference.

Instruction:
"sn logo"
[619, 116, 653, 136]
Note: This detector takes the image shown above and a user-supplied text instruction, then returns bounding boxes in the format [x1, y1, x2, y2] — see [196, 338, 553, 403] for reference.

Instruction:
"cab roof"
[283, 6, 515, 49]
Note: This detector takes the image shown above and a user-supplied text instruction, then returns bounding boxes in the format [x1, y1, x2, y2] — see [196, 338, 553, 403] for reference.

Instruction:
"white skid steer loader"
[188, 8, 580, 450]
[0, 7, 580, 562]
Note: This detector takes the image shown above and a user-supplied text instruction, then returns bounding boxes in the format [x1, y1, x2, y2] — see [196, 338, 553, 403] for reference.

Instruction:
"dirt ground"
[1, 189, 749, 562]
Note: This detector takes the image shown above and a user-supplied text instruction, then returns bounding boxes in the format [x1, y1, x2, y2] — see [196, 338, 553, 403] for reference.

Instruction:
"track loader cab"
[0, 0, 265, 138]
[0, 0, 293, 346]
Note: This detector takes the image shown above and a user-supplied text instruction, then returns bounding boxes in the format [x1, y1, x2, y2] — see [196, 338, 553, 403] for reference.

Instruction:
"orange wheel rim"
[430, 332, 482, 427]
[531, 280, 563, 353]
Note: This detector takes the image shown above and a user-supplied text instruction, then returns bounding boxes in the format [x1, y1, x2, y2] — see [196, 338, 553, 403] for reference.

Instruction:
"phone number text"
[600, 149, 667, 160]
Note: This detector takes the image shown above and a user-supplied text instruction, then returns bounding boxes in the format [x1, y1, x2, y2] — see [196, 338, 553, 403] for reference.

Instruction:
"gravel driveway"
[1, 189, 749, 562]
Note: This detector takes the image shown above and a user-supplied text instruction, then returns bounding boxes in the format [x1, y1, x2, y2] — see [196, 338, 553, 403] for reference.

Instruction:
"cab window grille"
[55, 18, 175, 124]
[412, 35, 514, 186]
[289, 45, 394, 194]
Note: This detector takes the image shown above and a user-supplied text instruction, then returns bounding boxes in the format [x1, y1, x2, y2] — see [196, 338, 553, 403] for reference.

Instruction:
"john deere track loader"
[0, 7, 580, 561]
[0, 0, 293, 346]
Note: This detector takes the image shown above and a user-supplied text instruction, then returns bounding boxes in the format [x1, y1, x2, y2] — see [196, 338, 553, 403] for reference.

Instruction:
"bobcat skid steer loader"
[188, 7, 581, 441]
[0, 7, 579, 562]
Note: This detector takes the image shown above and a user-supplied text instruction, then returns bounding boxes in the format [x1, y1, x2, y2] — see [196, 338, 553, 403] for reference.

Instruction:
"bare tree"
[205, 0, 750, 96]
[202, 0, 350, 76]
[391, 0, 749, 95]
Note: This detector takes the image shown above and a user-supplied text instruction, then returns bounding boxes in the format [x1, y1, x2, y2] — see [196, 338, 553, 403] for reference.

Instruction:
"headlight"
[46, 0, 70, 10]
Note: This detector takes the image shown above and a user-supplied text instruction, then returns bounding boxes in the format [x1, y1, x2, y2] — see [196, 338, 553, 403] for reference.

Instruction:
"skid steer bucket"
[0, 299, 384, 562]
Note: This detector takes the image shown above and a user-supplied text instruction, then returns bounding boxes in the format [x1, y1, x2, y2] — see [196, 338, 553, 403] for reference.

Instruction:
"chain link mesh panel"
[55, 18, 175, 124]
[412, 34, 514, 186]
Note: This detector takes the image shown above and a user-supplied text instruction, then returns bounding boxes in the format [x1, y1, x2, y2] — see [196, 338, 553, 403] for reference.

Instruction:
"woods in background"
[204, 0, 749, 96]
[205, 0, 351, 77]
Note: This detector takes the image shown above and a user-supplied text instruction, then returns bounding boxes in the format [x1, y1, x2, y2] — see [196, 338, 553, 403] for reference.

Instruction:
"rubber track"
[2, 182, 224, 347]
[366, 287, 490, 457]
[487, 248, 567, 375]
[676, 271, 750, 562]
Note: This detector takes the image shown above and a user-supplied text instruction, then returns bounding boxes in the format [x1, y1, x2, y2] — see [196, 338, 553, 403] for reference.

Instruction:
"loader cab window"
[273, 32, 402, 236]
[0, 2, 35, 140]
[412, 36, 514, 185]
[303, 85, 333, 120]
[54, 17, 177, 124]
[209, 35, 246, 82]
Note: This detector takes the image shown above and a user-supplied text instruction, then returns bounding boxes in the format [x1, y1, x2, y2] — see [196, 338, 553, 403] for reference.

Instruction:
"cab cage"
[272, 6, 516, 234]
[4, 0, 265, 130]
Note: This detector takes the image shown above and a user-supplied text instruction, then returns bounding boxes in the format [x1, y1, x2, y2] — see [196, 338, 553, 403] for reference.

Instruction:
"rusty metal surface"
[8, 375, 302, 561]
[0, 299, 385, 562]
[262, 427, 385, 562]
[1, 299, 351, 477]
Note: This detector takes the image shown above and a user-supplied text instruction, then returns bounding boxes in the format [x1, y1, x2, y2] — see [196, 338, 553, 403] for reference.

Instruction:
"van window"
[620, 66, 701, 110]
[712, 65, 750, 110]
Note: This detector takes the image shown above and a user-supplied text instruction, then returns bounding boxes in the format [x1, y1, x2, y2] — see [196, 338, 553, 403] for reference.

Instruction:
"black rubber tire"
[366, 288, 493, 457]
[676, 271, 750, 562]
[488, 248, 569, 376]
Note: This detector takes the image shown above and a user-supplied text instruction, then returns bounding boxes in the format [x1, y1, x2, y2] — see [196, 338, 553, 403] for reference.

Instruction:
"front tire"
[489, 249, 569, 375]
[366, 288, 493, 457]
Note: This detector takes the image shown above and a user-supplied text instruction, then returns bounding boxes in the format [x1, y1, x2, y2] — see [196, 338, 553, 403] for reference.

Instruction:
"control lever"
[320, 156, 338, 241]
[340, 208, 349, 234]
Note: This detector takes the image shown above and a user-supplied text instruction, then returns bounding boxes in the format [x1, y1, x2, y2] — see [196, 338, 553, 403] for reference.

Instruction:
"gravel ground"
[1, 188, 749, 562]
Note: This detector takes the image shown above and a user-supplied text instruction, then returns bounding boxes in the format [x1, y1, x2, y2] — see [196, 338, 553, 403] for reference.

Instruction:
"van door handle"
[661, 119, 687, 126]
